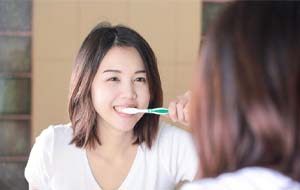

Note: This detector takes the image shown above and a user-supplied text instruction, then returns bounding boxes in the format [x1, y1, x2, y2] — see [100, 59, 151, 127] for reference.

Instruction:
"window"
[0, 1, 32, 189]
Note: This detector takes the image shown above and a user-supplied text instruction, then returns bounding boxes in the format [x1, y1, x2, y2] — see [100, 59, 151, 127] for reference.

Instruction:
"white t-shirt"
[25, 122, 198, 190]
[181, 167, 300, 190]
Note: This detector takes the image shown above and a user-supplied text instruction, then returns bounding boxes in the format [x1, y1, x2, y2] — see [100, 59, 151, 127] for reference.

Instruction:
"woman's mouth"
[113, 105, 137, 114]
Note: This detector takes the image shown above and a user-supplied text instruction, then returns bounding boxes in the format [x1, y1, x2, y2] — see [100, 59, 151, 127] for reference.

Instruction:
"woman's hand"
[167, 91, 191, 127]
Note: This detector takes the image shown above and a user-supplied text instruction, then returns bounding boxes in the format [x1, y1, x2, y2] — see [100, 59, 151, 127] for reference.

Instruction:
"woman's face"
[91, 46, 150, 132]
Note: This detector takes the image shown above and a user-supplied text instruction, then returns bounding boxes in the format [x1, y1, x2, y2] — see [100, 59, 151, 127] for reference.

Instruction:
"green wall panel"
[0, 120, 30, 156]
[0, 0, 32, 31]
[0, 36, 31, 72]
[0, 161, 28, 190]
[0, 78, 31, 114]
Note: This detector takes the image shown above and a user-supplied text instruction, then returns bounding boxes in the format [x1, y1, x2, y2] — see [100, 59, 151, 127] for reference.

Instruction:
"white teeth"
[114, 106, 133, 113]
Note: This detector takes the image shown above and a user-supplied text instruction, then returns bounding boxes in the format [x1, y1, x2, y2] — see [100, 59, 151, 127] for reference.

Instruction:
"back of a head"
[191, 1, 300, 180]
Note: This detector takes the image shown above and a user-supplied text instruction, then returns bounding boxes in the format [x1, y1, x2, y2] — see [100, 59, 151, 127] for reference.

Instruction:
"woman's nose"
[120, 81, 137, 99]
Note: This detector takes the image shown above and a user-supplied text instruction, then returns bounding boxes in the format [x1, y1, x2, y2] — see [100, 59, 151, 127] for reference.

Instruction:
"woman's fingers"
[176, 96, 186, 122]
[167, 91, 191, 126]
[168, 100, 178, 122]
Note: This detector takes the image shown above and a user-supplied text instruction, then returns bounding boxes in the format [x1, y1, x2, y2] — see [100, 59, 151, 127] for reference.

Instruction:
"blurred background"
[0, 0, 228, 189]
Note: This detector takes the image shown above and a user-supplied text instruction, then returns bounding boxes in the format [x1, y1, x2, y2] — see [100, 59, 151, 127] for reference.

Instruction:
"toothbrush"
[120, 107, 169, 115]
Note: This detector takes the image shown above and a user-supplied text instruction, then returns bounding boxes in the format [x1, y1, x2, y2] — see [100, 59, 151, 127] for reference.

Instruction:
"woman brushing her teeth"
[25, 22, 198, 190]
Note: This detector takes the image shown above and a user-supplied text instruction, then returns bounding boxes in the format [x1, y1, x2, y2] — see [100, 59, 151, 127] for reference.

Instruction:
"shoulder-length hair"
[191, 2, 300, 180]
[69, 22, 162, 149]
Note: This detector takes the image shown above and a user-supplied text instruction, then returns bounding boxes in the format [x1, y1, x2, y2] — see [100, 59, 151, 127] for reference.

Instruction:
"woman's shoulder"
[141, 121, 194, 154]
[157, 121, 192, 142]
[34, 123, 74, 154]
[154, 121, 195, 152]
[150, 121, 196, 159]
[37, 123, 73, 144]
[181, 167, 300, 190]
[33, 123, 84, 168]
[50, 122, 73, 140]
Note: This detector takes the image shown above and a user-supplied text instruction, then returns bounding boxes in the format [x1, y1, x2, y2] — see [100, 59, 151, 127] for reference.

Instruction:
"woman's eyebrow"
[102, 69, 121, 73]
[102, 69, 146, 74]
[135, 70, 146, 74]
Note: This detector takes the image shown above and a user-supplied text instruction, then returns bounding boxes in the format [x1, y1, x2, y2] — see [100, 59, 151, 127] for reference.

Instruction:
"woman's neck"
[93, 121, 137, 160]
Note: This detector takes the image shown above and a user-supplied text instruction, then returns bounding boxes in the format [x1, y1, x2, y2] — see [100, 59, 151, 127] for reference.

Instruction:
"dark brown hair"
[69, 22, 163, 149]
[191, 1, 300, 180]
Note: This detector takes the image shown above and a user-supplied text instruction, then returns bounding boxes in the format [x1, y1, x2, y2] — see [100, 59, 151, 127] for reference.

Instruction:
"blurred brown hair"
[69, 22, 163, 149]
[191, 1, 300, 180]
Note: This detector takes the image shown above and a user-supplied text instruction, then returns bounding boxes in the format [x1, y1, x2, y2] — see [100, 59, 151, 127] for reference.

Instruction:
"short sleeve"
[25, 126, 54, 189]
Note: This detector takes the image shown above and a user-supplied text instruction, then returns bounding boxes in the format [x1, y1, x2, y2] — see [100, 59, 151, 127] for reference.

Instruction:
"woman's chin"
[111, 122, 136, 132]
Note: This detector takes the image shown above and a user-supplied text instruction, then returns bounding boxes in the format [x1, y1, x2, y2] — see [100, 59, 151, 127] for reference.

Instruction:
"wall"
[32, 0, 201, 140]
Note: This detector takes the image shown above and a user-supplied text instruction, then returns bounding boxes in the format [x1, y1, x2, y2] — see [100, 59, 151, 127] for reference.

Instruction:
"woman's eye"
[107, 77, 119, 82]
[135, 77, 146, 83]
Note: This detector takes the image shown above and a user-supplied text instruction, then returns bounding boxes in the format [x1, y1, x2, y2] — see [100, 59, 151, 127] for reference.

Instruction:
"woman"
[182, 1, 300, 190]
[25, 22, 198, 190]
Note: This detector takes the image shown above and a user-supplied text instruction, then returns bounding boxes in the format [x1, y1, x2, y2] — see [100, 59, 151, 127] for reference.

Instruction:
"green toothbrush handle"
[148, 108, 169, 115]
